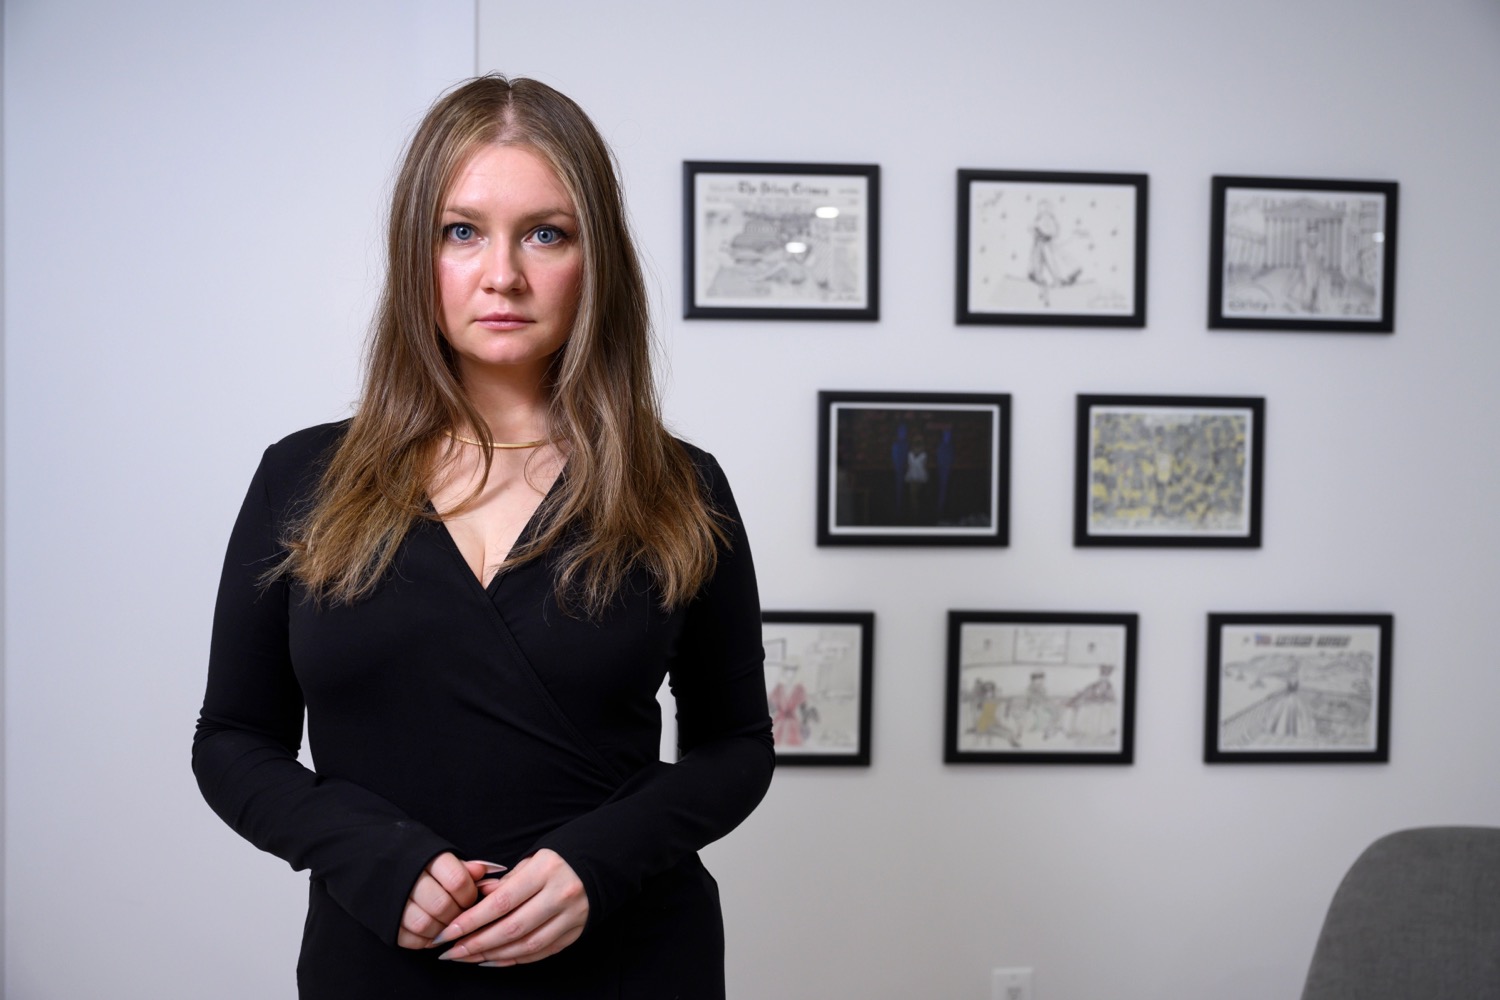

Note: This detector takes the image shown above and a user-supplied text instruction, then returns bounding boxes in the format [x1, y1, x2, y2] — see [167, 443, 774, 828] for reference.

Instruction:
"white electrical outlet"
[991, 967, 1034, 1000]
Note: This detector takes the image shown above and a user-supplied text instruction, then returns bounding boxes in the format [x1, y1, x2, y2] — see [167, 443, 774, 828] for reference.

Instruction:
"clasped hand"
[396, 849, 588, 966]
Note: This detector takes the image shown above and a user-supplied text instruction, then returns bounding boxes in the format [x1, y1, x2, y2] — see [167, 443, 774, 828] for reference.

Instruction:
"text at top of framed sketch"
[956, 169, 1148, 328]
[1205, 613, 1393, 764]
[1073, 394, 1265, 548]
[683, 161, 880, 322]
[1208, 175, 1398, 334]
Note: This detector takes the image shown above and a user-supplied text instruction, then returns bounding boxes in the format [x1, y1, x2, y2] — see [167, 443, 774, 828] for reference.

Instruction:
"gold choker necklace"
[444, 430, 549, 450]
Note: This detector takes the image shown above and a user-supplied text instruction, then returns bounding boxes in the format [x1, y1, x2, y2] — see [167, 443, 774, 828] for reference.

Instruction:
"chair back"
[1300, 826, 1500, 1000]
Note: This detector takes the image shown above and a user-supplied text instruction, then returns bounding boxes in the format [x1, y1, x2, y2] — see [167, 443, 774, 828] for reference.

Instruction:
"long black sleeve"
[192, 431, 455, 945]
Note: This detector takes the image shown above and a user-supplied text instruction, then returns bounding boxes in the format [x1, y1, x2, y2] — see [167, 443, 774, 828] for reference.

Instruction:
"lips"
[475, 312, 532, 329]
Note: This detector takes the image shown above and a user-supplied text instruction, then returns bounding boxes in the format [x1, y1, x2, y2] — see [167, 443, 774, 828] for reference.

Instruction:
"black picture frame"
[1074, 394, 1265, 548]
[762, 611, 875, 766]
[945, 611, 1137, 765]
[1208, 175, 1398, 333]
[1205, 613, 1394, 763]
[817, 390, 1010, 547]
[683, 160, 880, 321]
[956, 169, 1148, 327]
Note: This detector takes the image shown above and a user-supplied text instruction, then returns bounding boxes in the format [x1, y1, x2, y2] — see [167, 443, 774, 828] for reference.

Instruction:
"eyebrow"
[441, 204, 578, 224]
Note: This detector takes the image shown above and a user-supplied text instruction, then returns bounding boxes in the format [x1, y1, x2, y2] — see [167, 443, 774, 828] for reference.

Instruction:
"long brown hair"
[276, 75, 725, 613]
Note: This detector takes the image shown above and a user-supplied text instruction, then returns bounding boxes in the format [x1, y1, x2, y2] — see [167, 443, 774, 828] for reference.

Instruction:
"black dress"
[193, 422, 774, 998]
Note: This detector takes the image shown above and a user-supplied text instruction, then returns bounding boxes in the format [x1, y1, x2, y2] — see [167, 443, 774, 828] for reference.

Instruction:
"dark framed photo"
[762, 611, 874, 766]
[956, 169, 1148, 327]
[1074, 394, 1265, 548]
[945, 611, 1137, 764]
[818, 390, 1010, 547]
[1205, 613, 1393, 763]
[1208, 175, 1398, 333]
[683, 160, 879, 321]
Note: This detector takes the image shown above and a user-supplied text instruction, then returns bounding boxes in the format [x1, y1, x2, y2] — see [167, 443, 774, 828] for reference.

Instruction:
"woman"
[193, 75, 774, 998]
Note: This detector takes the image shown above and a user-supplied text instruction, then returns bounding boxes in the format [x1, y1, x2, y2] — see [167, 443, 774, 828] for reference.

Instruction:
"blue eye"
[444, 223, 476, 242]
[533, 226, 565, 245]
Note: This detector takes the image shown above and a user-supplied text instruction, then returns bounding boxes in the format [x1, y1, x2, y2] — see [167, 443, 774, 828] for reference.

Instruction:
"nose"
[482, 243, 526, 294]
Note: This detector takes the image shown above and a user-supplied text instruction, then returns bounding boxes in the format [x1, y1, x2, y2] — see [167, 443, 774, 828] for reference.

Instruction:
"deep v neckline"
[428, 463, 567, 593]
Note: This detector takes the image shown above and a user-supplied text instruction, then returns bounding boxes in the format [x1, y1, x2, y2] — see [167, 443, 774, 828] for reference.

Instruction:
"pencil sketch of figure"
[1088, 408, 1251, 536]
[968, 678, 1020, 747]
[1217, 626, 1380, 752]
[957, 623, 1127, 753]
[762, 623, 866, 755]
[966, 181, 1137, 316]
[1027, 200, 1081, 306]
[1286, 226, 1329, 312]
[1065, 663, 1119, 741]
[1220, 189, 1386, 321]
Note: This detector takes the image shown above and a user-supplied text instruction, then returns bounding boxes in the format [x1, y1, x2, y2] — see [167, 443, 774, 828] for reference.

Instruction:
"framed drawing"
[683, 161, 879, 321]
[818, 390, 1010, 547]
[945, 611, 1137, 764]
[956, 169, 1148, 327]
[1208, 175, 1398, 333]
[1074, 394, 1265, 548]
[1206, 613, 1393, 763]
[762, 611, 874, 766]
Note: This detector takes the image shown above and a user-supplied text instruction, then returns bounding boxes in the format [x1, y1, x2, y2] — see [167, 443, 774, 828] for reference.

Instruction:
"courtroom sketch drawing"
[954, 621, 1128, 755]
[762, 620, 869, 759]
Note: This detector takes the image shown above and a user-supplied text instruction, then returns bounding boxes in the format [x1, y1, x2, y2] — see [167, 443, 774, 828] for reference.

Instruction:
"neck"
[456, 358, 552, 442]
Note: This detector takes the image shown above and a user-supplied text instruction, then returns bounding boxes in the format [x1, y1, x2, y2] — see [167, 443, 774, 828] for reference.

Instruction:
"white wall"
[480, 3, 1499, 1000]
[5, 1, 1499, 999]
[3, 2, 473, 997]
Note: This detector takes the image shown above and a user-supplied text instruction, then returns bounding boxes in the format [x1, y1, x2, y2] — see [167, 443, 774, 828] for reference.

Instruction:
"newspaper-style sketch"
[1088, 406, 1251, 536]
[694, 172, 868, 310]
[763, 623, 865, 755]
[1220, 188, 1387, 321]
[968, 181, 1137, 316]
[1216, 625, 1381, 752]
[956, 623, 1127, 753]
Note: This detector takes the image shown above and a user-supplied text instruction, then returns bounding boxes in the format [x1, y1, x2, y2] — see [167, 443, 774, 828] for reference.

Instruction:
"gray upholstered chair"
[1299, 826, 1500, 1000]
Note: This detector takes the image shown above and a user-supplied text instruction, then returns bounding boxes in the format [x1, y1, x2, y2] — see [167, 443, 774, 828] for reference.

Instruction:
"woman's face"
[434, 143, 583, 382]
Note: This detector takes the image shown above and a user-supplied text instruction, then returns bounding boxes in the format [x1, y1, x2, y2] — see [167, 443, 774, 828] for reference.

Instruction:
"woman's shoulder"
[253, 419, 352, 503]
[672, 436, 724, 482]
[671, 437, 740, 508]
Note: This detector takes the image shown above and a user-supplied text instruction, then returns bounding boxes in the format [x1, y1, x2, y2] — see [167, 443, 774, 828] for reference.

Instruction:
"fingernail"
[431, 927, 457, 947]
[437, 945, 465, 961]
[480, 960, 512, 968]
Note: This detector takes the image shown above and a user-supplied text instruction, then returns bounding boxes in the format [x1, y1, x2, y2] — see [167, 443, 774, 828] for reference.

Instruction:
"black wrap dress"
[193, 422, 774, 998]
